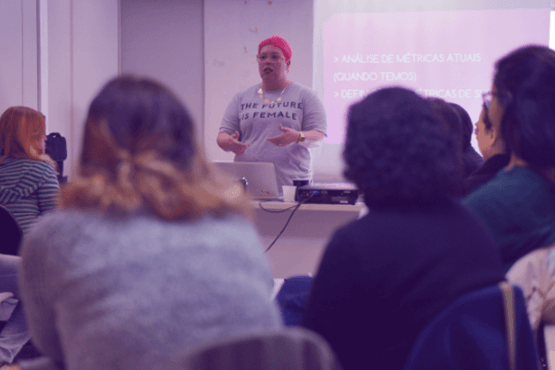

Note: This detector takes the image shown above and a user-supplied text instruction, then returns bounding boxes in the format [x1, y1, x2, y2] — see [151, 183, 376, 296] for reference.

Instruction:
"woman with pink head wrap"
[217, 35, 327, 189]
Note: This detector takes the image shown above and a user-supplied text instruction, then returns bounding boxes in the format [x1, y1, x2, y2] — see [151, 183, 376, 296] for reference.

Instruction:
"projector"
[296, 183, 359, 205]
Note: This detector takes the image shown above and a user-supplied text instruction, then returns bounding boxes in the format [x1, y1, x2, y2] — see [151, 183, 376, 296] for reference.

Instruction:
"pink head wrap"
[258, 35, 292, 63]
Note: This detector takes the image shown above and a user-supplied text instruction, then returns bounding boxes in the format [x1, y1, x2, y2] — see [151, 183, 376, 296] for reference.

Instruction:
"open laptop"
[213, 161, 282, 201]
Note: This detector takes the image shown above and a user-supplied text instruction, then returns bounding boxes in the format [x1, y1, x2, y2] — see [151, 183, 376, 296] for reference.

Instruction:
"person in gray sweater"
[19, 76, 282, 370]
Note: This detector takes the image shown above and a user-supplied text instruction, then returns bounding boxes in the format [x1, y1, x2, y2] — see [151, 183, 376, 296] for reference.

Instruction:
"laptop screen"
[213, 161, 281, 200]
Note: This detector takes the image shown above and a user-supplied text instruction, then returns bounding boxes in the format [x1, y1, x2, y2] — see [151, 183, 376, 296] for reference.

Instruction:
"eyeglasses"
[256, 54, 285, 62]
[481, 92, 494, 129]
[482, 91, 493, 110]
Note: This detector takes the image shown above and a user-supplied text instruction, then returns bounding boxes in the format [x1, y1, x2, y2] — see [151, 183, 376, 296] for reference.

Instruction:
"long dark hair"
[494, 45, 555, 167]
[61, 76, 249, 219]
[450, 103, 473, 150]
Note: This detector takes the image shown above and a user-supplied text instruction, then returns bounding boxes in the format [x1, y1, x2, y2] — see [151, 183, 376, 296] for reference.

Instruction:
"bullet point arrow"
[334, 57, 339, 62]
[334, 92, 339, 97]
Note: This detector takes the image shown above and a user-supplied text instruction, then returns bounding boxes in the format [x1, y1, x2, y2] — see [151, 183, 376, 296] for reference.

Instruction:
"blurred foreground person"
[19, 76, 282, 370]
[301, 87, 504, 370]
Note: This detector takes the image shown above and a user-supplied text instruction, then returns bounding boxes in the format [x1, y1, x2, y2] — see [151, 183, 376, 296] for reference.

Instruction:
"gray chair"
[164, 327, 343, 370]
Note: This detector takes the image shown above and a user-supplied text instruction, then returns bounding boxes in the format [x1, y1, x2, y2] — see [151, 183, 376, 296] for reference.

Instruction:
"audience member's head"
[474, 104, 506, 161]
[427, 98, 462, 151]
[344, 87, 460, 208]
[493, 45, 555, 167]
[0, 106, 48, 161]
[61, 75, 247, 218]
[429, 100, 485, 179]
[449, 103, 473, 151]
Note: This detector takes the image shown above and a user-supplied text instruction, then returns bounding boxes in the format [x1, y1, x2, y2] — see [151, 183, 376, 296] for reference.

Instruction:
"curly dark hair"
[343, 87, 461, 207]
[494, 45, 555, 167]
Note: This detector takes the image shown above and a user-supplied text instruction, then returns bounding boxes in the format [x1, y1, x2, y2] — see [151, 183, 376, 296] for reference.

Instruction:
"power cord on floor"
[263, 194, 315, 254]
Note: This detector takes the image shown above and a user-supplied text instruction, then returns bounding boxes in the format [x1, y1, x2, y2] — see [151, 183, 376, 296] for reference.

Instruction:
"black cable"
[263, 194, 315, 254]
[258, 200, 299, 213]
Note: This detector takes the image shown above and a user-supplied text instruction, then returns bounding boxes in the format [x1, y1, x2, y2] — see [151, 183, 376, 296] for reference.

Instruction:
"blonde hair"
[0, 106, 53, 164]
[60, 76, 251, 220]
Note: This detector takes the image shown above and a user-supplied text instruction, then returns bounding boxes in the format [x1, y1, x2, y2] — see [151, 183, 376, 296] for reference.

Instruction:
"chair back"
[276, 275, 313, 326]
[0, 204, 22, 255]
[404, 283, 539, 370]
[45, 132, 68, 184]
[164, 327, 343, 370]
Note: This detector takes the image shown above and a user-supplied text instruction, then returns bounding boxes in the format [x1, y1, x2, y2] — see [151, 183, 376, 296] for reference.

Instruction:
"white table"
[252, 201, 366, 278]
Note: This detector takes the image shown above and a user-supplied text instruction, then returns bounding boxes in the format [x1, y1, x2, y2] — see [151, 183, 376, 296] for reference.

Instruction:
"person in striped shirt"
[0, 107, 59, 366]
[0, 106, 60, 236]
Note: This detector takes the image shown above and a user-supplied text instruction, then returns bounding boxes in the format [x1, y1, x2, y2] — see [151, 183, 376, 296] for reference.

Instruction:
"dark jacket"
[301, 199, 504, 370]
[462, 145, 484, 179]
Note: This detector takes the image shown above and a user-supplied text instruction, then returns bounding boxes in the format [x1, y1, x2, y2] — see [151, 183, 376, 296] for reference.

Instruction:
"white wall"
[1, 0, 118, 179]
[203, 0, 314, 161]
[0, 1, 38, 114]
[551, 11, 555, 48]
[45, 0, 72, 173]
[46, 0, 119, 179]
[120, 0, 204, 139]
